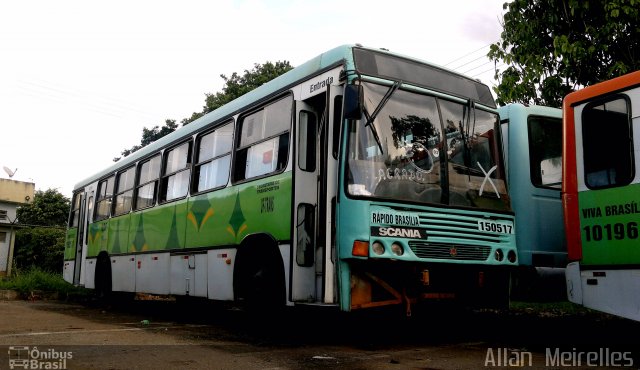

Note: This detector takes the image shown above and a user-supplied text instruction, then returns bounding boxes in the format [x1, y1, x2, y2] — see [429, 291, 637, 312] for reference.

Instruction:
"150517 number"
[478, 220, 514, 234]
[583, 222, 639, 241]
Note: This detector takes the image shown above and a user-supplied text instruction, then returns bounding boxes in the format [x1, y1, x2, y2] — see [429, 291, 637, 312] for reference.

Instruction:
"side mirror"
[343, 84, 363, 119]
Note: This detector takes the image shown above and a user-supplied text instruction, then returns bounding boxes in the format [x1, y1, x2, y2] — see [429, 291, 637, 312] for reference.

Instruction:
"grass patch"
[0, 268, 91, 299]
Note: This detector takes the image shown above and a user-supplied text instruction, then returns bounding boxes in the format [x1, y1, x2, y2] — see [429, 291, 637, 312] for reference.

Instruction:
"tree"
[14, 228, 65, 273]
[115, 119, 179, 161]
[203, 61, 293, 113]
[16, 189, 70, 227]
[115, 60, 293, 161]
[489, 0, 640, 107]
[14, 189, 70, 272]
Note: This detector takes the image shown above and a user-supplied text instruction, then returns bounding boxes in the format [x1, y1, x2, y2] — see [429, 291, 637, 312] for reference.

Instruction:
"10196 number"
[583, 222, 639, 241]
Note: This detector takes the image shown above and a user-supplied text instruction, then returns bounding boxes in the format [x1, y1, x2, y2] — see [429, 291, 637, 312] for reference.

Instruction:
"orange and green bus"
[564, 71, 640, 321]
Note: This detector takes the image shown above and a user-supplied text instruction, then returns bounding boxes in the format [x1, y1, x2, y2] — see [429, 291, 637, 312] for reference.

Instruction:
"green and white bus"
[564, 71, 640, 321]
[63, 45, 516, 314]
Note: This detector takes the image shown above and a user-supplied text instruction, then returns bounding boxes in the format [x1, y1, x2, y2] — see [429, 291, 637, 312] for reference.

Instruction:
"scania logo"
[371, 227, 426, 239]
[449, 247, 458, 257]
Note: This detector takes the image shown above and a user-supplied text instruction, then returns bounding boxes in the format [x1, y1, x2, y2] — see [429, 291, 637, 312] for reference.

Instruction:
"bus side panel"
[170, 253, 207, 297]
[84, 258, 96, 289]
[62, 228, 77, 284]
[578, 184, 640, 266]
[186, 172, 293, 249]
[185, 187, 237, 249]
[207, 248, 236, 300]
[129, 202, 187, 253]
[135, 253, 170, 294]
[526, 191, 565, 266]
[63, 228, 77, 261]
[111, 255, 136, 292]
[579, 268, 640, 322]
[107, 214, 131, 254]
[87, 220, 109, 258]
[234, 172, 292, 243]
[63, 261, 74, 283]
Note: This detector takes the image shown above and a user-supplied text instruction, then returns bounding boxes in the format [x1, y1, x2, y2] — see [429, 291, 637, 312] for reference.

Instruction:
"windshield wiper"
[363, 80, 402, 155]
[459, 99, 476, 174]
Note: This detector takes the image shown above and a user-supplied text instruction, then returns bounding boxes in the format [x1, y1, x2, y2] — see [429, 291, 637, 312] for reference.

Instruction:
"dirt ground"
[0, 297, 638, 369]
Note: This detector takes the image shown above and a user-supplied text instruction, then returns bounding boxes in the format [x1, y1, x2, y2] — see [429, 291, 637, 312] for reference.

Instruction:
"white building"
[0, 179, 35, 276]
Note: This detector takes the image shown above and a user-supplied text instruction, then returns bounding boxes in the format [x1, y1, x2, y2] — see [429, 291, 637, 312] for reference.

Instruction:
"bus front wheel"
[233, 237, 285, 313]
[94, 252, 112, 300]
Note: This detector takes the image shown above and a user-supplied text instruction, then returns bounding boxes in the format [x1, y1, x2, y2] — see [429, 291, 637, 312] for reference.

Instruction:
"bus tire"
[94, 252, 112, 300]
[233, 235, 285, 314]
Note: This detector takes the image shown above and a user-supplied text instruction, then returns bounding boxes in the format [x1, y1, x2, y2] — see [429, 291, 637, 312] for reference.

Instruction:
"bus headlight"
[494, 249, 504, 262]
[507, 250, 517, 263]
[391, 242, 404, 256]
[372, 241, 385, 255]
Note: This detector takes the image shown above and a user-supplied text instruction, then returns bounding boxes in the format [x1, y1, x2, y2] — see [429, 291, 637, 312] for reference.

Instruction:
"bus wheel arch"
[94, 251, 112, 299]
[233, 233, 286, 310]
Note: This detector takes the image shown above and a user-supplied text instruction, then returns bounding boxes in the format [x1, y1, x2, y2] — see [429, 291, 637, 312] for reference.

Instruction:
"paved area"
[0, 298, 638, 369]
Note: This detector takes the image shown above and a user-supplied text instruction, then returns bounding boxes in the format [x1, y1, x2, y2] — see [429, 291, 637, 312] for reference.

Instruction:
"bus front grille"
[408, 241, 491, 261]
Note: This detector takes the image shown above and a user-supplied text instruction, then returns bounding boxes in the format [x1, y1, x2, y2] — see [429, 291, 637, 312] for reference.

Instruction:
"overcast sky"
[0, 0, 507, 197]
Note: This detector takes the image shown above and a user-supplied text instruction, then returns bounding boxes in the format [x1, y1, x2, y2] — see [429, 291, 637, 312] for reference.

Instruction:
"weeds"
[0, 267, 90, 299]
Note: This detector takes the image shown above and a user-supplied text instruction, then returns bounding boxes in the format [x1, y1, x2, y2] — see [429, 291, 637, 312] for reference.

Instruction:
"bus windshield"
[346, 81, 510, 211]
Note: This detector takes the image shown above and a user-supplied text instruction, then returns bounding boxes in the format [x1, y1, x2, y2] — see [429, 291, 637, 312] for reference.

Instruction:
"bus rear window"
[528, 116, 562, 188]
[581, 97, 635, 189]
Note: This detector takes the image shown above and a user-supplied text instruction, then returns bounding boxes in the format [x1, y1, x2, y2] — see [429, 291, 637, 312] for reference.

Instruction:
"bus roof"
[498, 103, 561, 122]
[73, 44, 354, 190]
[73, 44, 494, 191]
[563, 70, 640, 109]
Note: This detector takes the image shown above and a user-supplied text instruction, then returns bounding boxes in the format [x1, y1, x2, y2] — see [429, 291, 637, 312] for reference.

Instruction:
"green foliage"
[115, 119, 179, 161]
[489, 0, 640, 107]
[14, 227, 65, 273]
[0, 267, 89, 296]
[13, 189, 69, 273]
[115, 60, 293, 161]
[203, 61, 294, 114]
[16, 189, 70, 227]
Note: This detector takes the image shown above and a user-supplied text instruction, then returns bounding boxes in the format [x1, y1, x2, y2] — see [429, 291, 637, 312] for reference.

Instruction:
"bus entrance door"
[73, 192, 87, 285]
[321, 85, 342, 304]
[292, 101, 320, 302]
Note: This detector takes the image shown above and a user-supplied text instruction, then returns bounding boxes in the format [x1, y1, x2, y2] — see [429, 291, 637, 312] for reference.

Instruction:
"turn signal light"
[352, 241, 369, 257]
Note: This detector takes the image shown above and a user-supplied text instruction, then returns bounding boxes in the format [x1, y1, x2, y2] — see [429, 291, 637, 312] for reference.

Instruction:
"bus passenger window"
[235, 96, 292, 181]
[113, 166, 135, 216]
[136, 155, 161, 209]
[95, 176, 115, 221]
[582, 97, 634, 189]
[160, 141, 192, 202]
[194, 122, 233, 193]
